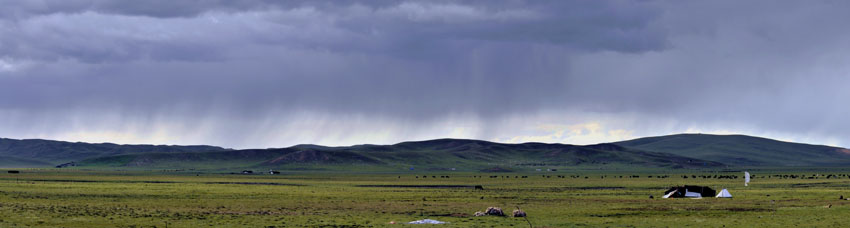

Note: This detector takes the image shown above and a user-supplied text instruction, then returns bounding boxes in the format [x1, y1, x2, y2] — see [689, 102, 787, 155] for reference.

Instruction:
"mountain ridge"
[614, 133, 850, 166]
[76, 139, 721, 170]
[0, 137, 230, 165]
[2, 133, 848, 169]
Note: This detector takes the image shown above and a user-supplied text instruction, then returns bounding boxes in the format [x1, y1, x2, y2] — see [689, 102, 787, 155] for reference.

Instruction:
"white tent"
[716, 188, 732, 198]
[408, 219, 447, 224]
[684, 190, 702, 198]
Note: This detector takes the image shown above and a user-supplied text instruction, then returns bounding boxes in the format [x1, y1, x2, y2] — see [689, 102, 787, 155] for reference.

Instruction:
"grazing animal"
[512, 209, 527, 217]
[649, 195, 654, 199]
[485, 207, 505, 216]
[474, 185, 484, 190]
[840, 195, 844, 200]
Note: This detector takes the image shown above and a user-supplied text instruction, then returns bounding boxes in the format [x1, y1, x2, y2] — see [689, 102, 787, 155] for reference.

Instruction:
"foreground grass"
[1, 170, 849, 227]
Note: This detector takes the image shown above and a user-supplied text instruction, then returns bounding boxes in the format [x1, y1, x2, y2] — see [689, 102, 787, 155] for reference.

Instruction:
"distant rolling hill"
[0, 155, 53, 168]
[0, 138, 230, 165]
[77, 139, 722, 170]
[6, 133, 847, 170]
[614, 134, 850, 166]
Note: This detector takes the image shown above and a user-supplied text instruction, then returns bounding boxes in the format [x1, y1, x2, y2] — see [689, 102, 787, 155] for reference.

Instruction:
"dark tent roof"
[664, 185, 716, 198]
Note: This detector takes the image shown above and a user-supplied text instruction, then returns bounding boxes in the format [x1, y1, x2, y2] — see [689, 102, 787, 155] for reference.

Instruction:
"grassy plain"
[1, 169, 850, 227]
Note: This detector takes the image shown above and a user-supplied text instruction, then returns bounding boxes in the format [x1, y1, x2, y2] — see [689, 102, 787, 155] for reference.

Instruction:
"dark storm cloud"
[0, 0, 667, 111]
[1, 1, 668, 63]
[0, 0, 278, 19]
[1, 0, 849, 148]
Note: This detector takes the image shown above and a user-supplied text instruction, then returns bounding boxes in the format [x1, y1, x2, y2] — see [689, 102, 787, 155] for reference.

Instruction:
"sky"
[1, 0, 849, 149]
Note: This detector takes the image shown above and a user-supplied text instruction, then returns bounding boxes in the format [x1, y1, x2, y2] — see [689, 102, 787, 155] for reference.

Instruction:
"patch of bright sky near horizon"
[1, 1, 849, 149]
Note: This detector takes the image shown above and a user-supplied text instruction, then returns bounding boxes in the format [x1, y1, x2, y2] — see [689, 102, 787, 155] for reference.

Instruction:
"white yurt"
[716, 188, 732, 198]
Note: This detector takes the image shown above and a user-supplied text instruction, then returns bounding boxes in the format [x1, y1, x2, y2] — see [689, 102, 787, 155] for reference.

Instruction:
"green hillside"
[614, 133, 850, 166]
[0, 138, 230, 165]
[78, 139, 723, 170]
[8, 134, 846, 170]
[0, 155, 53, 168]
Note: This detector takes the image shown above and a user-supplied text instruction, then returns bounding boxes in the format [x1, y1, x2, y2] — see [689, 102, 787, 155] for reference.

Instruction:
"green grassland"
[2, 169, 850, 227]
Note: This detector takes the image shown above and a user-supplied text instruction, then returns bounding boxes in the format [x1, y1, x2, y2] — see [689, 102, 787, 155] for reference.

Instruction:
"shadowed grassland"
[1, 170, 850, 227]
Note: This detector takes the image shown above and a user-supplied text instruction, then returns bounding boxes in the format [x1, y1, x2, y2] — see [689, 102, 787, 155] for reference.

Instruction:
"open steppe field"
[2, 169, 850, 227]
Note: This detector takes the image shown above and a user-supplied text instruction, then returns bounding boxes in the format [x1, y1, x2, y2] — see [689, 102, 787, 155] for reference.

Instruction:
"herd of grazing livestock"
[406, 173, 850, 180]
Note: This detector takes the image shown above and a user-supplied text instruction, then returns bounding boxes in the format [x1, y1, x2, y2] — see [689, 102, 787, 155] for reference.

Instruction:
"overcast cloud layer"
[1, 1, 849, 149]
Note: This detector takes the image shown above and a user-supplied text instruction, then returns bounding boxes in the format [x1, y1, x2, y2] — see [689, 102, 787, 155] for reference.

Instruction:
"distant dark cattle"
[7, 170, 20, 174]
[55, 162, 76, 168]
[474, 185, 484, 190]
